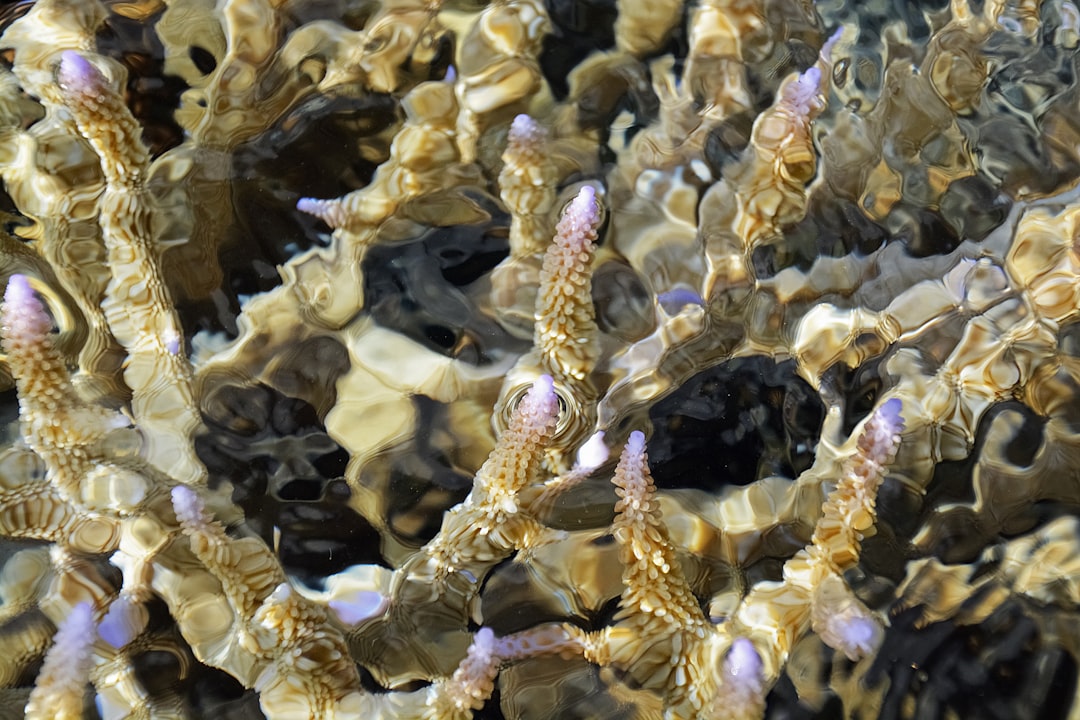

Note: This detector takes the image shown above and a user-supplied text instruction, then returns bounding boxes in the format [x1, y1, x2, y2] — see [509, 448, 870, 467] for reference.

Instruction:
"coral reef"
[0, 0, 1079, 718]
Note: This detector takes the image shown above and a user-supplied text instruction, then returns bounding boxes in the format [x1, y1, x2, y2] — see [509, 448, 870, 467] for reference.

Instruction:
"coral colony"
[0, 0, 1079, 718]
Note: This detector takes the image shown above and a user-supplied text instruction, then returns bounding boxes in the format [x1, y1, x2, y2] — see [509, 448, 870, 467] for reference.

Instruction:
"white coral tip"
[268, 582, 292, 604]
[518, 374, 559, 423]
[170, 485, 206, 529]
[574, 431, 608, 471]
[443, 627, 500, 711]
[564, 185, 601, 231]
[469, 627, 496, 664]
[3, 273, 32, 308]
[509, 113, 541, 144]
[297, 197, 345, 228]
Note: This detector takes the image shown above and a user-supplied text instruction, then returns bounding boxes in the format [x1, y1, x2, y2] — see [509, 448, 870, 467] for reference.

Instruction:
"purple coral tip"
[532, 373, 554, 396]
[566, 186, 600, 228]
[877, 397, 904, 433]
[626, 430, 646, 456]
[57, 50, 103, 93]
[3, 273, 32, 308]
[472, 627, 496, 659]
[521, 374, 557, 414]
[792, 66, 822, 104]
[66, 601, 95, 635]
[47, 601, 96, 674]
[511, 113, 534, 131]
[297, 196, 344, 229]
[725, 637, 763, 681]
[718, 637, 766, 712]
[509, 114, 541, 143]
[2, 274, 52, 347]
[170, 485, 205, 528]
[99, 596, 144, 649]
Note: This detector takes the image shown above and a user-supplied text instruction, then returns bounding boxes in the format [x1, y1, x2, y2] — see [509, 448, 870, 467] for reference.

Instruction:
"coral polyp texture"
[0, 0, 1079, 718]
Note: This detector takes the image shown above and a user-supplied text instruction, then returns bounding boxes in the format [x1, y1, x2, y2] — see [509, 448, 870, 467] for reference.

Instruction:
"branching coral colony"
[0, 0, 1079, 718]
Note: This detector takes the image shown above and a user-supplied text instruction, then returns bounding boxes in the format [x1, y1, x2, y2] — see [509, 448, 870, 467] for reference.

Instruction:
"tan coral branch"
[499, 113, 557, 258]
[56, 51, 205, 487]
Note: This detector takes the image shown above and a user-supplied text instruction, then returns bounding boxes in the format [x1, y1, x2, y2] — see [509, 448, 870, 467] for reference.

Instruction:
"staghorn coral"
[55, 49, 205, 488]
[498, 113, 557, 259]
[495, 184, 603, 472]
[0, 270, 530, 718]
[24, 601, 95, 720]
[0, 0, 1079, 718]
[565, 400, 904, 718]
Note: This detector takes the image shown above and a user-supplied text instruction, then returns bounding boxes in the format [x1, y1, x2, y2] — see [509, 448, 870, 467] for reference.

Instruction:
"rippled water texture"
[1, 0, 1079, 718]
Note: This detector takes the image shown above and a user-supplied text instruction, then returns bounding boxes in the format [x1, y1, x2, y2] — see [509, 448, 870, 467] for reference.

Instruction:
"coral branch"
[171, 485, 285, 622]
[710, 638, 767, 720]
[499, 114, 557, 257]
[535, 185, 602, 384]
[611, 431, 704, 629]
[431, 628, 500, 716]
[810, 397, 905, 570]
[1, 3, 1078, 718]
[475, 374, 560, 505]
[171, 486, 363, 717]
[287, 80, 462, 335]
[730, 31, 834, 253]
[25, 601, 95, 720]
[56, 51, 148, 186]
[425, 374, 560, 577]
[1, 274, 127, 500]
[56, 51, 205, 486]
[495, 183, 604, 472]
[577, 431, 714, 715]
[2, 274, 124, 445]
[735, 399, 905, 679]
